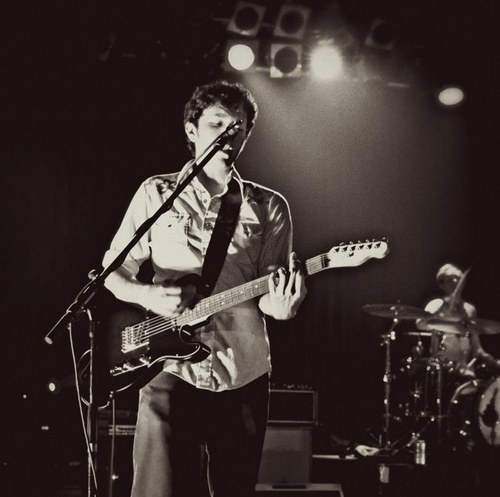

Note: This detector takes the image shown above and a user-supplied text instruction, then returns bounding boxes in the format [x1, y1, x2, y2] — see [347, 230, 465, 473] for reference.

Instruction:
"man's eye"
[209, 121, 224, 128]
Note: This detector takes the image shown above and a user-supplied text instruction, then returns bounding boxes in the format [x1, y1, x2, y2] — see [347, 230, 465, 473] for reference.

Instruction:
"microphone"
[214, 119, 242, 148]
[193, 119, 243, 166]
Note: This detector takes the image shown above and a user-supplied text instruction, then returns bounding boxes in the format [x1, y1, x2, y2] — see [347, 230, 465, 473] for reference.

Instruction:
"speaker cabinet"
[97, 433, 134, 497]
[258, 425, 312, 485]
[97, 412, 136, 497]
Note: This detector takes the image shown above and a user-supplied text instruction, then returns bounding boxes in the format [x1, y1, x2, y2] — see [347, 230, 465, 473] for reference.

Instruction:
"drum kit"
[362, 303, 500, 454]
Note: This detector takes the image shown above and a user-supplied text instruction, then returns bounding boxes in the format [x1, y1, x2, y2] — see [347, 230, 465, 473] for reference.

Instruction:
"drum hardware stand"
[387, 415, 435, 458]
[380, 318, 399, 449]
[406, 335, 425, 419]
[433, 332, 449, 442]
[435, 360, 444, 439]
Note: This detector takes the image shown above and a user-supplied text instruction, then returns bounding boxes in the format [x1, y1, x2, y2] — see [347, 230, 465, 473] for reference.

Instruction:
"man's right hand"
[139, 281, 197, 317]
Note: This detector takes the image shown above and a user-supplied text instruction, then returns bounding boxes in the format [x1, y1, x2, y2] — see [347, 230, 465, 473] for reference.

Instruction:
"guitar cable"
[108, 397, 116, 497]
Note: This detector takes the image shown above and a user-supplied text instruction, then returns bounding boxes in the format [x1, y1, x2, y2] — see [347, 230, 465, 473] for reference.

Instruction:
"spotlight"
[225, 40, 258, 71]
[227, 1, 266, 37]
[273, 4, 311, 40]
[270, 43, 302, 78]
[46, 379, 61, 394]
[437, 85, 465, 107]
[310, 42, 343, 80]
[365, 18, 398, 51]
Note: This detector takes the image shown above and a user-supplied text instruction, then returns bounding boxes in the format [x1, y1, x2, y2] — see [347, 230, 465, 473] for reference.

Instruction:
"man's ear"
[185, 122, 197, 143]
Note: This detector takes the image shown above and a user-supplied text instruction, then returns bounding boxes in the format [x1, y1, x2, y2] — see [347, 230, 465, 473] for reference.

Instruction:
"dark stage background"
[1, 0, 499, 494]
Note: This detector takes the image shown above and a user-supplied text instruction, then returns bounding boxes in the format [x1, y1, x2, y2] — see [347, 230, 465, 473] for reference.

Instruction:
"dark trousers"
[130, 371, 270, 497]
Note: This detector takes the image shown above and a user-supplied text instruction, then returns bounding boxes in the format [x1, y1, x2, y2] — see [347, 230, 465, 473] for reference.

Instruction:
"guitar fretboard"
[171, 253, 328, 327]
[127, 240, 388, 342]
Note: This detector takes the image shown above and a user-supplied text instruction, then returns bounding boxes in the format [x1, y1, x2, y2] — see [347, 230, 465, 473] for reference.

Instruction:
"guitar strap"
[199, 177, 242, 297]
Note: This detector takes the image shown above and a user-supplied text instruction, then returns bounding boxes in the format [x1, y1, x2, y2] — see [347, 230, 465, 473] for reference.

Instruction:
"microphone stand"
[43, 120, 241, 497]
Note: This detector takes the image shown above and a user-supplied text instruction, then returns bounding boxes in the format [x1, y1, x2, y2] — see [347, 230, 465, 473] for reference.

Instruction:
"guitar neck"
[174, 253, 328, 326]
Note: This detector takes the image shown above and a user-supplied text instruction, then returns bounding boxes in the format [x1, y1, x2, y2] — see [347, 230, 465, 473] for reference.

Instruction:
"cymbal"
[421, 317, 500, 336]
[470, 318, 500, 335]
[362, 304, 431, 320]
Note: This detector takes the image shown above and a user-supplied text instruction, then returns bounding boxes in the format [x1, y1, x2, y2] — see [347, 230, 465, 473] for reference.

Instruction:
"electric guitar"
[83, 239, 388, 402]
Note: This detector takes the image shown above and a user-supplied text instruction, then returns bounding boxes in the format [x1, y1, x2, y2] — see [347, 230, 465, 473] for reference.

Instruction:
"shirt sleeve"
[102, 182, 152, 276]
[464, 302, 477, 319]
[257, 191, 292, 276]
[424, 299, 443, 314]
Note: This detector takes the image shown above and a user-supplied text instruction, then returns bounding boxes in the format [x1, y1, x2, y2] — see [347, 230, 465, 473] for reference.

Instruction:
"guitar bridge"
[121, 324, 150, 353]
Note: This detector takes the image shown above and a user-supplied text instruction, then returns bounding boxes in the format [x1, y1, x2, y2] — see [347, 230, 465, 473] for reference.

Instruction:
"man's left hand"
[263, 252, 307, 320]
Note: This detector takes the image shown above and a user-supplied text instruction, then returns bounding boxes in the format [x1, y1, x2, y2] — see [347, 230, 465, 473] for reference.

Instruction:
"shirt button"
[202, 199, 207, 204]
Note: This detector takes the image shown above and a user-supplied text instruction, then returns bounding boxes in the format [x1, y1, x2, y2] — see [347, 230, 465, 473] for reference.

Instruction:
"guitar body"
[80, 297, 211, 405]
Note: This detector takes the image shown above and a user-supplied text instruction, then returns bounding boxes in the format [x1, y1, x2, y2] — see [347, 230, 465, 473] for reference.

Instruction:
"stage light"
[310, 43, 343, 80]
[270, 43, 302, 78]
[273, 4, 311, 40]
[437, 85, 465, 107]
[365, 18, 398, 51]
[225, 40, 258, 71]
[227, 1, 266, 37]
[46, 379, 61, 394]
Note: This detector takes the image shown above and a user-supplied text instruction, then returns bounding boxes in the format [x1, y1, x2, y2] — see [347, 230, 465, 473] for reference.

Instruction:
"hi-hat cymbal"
[362, 304, 431, 320]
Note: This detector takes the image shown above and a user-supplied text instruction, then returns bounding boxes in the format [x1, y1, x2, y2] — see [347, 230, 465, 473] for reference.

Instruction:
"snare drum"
[448, 377, 500, 452]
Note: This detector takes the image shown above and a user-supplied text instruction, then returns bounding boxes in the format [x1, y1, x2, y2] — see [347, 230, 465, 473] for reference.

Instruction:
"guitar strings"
[135, 275, 270, 341]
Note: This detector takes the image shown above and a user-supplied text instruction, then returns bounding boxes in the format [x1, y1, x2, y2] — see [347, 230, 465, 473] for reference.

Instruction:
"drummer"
[416, 263, 499, 378]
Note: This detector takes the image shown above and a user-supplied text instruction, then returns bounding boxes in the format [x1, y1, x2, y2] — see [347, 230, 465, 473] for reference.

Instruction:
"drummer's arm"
[465, 302, 478, 319]
[466, 305, 497, 364]
[471, 332, 498, 366]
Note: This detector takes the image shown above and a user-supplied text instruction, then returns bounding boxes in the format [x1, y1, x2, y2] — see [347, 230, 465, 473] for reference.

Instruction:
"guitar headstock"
[326, 239, 389, 268]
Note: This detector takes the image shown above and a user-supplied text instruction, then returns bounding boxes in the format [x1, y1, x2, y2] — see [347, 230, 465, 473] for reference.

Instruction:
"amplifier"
[97, 409, 137, 437]
[97, 390, 318, 432]
[268, 389, 318, 425]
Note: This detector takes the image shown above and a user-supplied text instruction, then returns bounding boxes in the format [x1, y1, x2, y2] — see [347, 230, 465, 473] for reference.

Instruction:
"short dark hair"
[183, 80, 258, 154]
[436, 263, 463, 285]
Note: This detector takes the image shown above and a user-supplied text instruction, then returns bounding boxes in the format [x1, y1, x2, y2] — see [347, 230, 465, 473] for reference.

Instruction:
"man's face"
[186, 104, 249, 165]
[439, 275, 460, 296]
